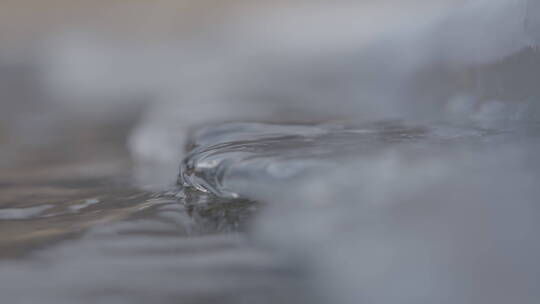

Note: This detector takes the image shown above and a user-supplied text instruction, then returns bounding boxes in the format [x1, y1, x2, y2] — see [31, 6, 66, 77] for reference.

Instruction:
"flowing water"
[1, 1, 540, 303]
[0, 67, 302, 304]
[179, 120, 540, 304]
[0, 116, 306, 304]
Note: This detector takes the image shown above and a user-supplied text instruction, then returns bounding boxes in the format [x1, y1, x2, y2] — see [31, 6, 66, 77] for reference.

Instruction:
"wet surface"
[177, 120, 540, 304]
[178, 120, 507, 198]
[0, 108, 300, 303]
[0, 2, 539, 303]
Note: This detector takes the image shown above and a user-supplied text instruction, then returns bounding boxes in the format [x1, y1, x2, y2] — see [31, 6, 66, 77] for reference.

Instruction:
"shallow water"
[179, 120, 540, 304]
[0, 173, 304, 304]
[1, 1, 539, 303]
[2, 117, 540, 304]
[179, 121, 494, 198]
[0, 115, 303, 304]
[0, 189, 299, 304]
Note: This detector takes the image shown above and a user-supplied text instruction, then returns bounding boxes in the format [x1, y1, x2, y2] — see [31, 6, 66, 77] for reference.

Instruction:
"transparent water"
[0, 130, 304, 304]
[1, 1, 539, 303]
[179, 120, 540, 304]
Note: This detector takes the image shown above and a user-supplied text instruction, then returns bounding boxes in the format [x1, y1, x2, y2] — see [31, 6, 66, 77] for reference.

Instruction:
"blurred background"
[1, 0, 538, 178]
[0, 1, 539, 303]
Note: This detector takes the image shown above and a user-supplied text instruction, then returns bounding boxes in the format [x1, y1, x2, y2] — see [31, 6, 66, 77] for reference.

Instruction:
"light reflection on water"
[0, 114, 301, 303]
[0, 168, 303, 304]
[0, 1, 538, 303]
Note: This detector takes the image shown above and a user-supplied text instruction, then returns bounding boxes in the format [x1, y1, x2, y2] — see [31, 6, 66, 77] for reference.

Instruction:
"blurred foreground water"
[180, 120, 540, 304]
[1, 0, 540, 303]
[0, 87, 304, 303]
